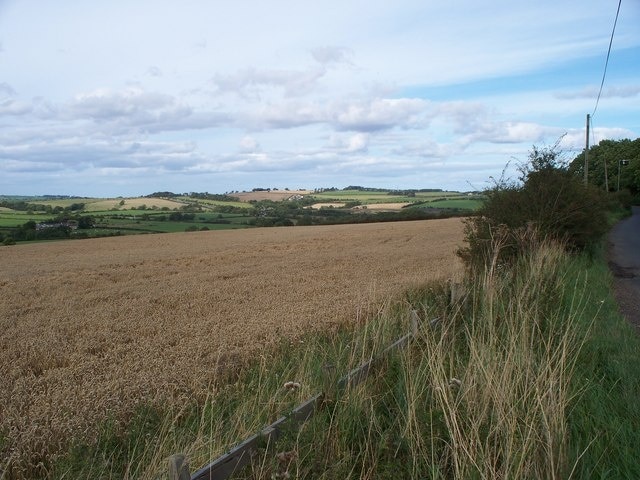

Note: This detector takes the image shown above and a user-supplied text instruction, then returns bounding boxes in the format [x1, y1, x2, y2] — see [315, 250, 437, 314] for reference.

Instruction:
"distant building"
[36, 220, 78, 231]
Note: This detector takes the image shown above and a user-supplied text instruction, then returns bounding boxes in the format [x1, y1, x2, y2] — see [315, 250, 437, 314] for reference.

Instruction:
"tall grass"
[40, 239, 623, 480]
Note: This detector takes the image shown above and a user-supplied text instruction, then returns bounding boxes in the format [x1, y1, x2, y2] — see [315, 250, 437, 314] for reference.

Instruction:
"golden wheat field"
[0, 219, 464, 472]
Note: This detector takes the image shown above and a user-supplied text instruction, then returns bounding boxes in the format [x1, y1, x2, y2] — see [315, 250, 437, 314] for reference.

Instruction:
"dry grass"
[0, 219, 463, 475]
[418, 241, 584, 479]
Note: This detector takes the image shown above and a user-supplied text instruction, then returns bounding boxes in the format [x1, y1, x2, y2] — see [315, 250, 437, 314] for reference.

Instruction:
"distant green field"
[312, 189, 467, 204]
[0, 208, 253, 238]
[88, 210, 253, 233]
[0, 212, 53, 227]
[176, 196, 250, 209]
[412, 197, 484, 210]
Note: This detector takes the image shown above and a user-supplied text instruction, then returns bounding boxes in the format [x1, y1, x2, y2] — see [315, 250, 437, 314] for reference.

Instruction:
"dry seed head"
[272, 472, 291, 479]
[276, 450, 297, 463]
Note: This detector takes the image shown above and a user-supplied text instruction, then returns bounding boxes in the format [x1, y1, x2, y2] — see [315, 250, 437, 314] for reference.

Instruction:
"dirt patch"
[309, 202, 347, 209]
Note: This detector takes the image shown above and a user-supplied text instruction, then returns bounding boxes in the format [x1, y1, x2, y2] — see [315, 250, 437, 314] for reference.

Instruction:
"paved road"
[608, 206, 640, 331]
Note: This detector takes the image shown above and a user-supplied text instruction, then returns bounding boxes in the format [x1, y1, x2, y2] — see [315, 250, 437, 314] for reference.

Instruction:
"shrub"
[459, 145, 609, 270]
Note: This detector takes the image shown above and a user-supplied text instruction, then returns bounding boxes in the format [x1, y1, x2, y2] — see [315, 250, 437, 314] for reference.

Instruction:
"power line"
[592, 0, 622, 117]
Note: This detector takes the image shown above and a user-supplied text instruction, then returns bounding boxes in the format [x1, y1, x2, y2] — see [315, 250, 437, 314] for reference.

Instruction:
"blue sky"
[1, 0, 639, 197]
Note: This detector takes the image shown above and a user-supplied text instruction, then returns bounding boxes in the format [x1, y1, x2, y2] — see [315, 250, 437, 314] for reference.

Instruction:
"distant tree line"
[146, 191, 239, 202]
[343, 186, 445, 194]
[243, 198, 469, 228]
[0, 200, 85, 213]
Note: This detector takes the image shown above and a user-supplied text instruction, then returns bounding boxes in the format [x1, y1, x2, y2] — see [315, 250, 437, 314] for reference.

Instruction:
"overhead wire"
[592, 0, 622, 118]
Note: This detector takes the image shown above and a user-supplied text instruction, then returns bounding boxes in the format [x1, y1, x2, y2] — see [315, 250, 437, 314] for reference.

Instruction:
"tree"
[77, 216, 95, 229]
[568, 138, 640, 196]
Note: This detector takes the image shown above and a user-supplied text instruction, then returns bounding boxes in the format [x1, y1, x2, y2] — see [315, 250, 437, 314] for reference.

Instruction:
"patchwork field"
[84, 197, 188, 211]
[231, 189, 313, 202]
[0, 219, 464, 472]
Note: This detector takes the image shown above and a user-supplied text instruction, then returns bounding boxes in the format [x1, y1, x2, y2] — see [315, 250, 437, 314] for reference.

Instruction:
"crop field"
[0, 219, 464, 473]
[177, 196, 250, 209]
[84, 197, 188, 211]
[312, 190, 483, 210]
[415, 198, 484, 210]
[21, 197, 188, 211]
[232, 189, 313, 202]
[89, 211, 252, 233]
[313, 189, 464, 202]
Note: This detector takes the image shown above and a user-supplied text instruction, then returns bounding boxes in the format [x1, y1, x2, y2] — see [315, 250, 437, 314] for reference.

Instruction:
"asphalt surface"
[608, 206, 640, 332]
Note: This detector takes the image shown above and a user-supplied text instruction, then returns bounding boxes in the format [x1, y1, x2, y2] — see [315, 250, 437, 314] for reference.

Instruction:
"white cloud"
[0, 98, 31, 116]
[70, 87, 175, 119]
[310, 46, 354, 66]
[0, 82, 17, 98]
[556, 84, 640, 100]
[347, 133, 369, 152]
[146, 66, 163, 77]
[332, 98, 429, 131]
[212, 66, 328, 99]
[239, 135, 260, 153]
[327, 132, 370, 152]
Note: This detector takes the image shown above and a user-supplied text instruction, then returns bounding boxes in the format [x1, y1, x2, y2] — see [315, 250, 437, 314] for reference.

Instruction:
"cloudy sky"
[1, 1, 639, 197]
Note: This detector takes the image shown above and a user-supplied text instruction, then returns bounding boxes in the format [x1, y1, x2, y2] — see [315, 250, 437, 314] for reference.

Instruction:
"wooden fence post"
[322, 363, 337, 406]
[168, 453, 191, 480]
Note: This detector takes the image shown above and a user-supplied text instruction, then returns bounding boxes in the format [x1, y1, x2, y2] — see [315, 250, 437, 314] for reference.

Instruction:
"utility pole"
[584, 114, 590, 185]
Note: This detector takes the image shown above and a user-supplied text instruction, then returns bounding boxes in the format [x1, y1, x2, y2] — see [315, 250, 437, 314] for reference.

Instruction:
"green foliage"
[460, 145, 610, 270]
[569, 137, 640, 196]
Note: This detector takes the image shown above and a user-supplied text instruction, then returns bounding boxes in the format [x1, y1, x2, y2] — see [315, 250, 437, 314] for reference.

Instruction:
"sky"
[1, 1, 639, 197]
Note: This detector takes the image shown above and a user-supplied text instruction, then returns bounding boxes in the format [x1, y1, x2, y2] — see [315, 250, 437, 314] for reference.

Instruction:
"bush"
[459, 145, 609, 270]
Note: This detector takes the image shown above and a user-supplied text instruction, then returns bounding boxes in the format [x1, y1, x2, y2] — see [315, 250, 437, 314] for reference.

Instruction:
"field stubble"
[0, 219, 463, 475]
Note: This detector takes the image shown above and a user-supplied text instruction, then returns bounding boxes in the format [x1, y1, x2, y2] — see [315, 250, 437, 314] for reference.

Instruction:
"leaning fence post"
[168, 453, 191, 480]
